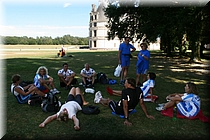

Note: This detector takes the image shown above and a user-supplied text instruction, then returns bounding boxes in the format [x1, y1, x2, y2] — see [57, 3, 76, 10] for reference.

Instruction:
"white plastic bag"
[114, 64, 122, 77]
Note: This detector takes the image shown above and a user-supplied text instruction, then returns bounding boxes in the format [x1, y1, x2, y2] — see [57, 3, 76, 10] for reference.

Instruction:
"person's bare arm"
[123, 100, 132, 126]
[139, 99, 155, 119]
[14, 87, 31, 96]
[39, 114, 57, 128]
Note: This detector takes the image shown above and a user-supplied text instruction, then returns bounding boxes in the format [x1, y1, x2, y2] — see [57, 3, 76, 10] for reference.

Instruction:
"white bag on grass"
[114, 64, 122, 77]
[85, 88, 95, 94]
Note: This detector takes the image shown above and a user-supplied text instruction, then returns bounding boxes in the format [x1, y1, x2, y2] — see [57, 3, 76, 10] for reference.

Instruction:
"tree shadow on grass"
[3, 51, 210, 139]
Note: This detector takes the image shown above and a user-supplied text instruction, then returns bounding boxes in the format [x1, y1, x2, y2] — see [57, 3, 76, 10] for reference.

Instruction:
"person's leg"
[99, 98, 112, 106]
[163, 94, 181, 109]
[106, 87, 122, 96]
[120, 67, 125, 81]
[49, 80, 56, 89]
[40, 80, 51, 91]
[82, 77, 87, 85]
[123, 58, 130, 80]
[33, 87, 45, 96]
[66, 76, 74, 86]
[113, 90, 122, 96]
[163, 100, 176, 109]
[108, 100, 124, 115]
[69, 87, 76, 96]
[123, 66, 129, 80]
[136, 73, 140, 87]
[120, 56, 126, 82]
[58, 75, 68, 86]
[142, 69, 148, 83]
[91, 76, 95, 85]
[142, 74, 147, 83]
[66, 87, 76, 103]
[75, 87, 88, 106]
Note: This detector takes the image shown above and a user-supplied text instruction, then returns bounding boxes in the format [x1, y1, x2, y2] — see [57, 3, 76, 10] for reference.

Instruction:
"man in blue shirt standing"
[118, 37, 136, 85]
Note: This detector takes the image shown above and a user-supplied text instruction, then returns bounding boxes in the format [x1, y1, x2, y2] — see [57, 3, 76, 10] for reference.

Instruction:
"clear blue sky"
[0, 0, 208, 38]
[0, 0, 100, 38]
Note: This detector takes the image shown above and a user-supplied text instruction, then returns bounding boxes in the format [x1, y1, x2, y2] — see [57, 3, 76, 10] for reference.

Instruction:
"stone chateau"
[89, 0, 160, 50]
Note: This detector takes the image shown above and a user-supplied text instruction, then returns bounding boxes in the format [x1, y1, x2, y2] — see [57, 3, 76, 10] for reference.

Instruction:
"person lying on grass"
[156, 82, 200, 118]
[107, 72, 156, 102]
[39, 87, 89, 130]
[94, 77, 155, 126]
[11, 74, 46, 105]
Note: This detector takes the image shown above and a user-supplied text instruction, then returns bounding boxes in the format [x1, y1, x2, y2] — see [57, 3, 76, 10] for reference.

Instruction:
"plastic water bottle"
[173, 106, 177, 121]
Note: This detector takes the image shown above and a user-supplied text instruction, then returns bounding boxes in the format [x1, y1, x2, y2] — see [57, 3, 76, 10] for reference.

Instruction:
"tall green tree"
[104, 1, 209, 60]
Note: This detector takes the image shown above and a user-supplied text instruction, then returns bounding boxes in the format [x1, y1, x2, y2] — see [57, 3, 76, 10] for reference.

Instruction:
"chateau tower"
[89, 0, 120, 49]
[89, 0, 160, 50]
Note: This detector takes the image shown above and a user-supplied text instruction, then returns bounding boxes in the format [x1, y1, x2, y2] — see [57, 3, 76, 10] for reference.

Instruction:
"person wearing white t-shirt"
[156, 82, 200, 118]
[80, 63, 96, 87]
[58, 63, 76, 89]
[39, 87, 88, 130]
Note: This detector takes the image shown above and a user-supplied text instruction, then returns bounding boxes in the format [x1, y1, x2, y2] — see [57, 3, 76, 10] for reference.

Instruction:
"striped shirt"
[140, 79, 155, 97]
[177, 93, 200, 117]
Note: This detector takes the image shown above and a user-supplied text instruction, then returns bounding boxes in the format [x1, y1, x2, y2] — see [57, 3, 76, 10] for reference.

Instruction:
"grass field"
[1, 45, 210, 139]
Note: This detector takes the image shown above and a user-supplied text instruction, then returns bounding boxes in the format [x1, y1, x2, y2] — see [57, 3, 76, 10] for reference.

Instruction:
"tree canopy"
[104, 0, 210, 60]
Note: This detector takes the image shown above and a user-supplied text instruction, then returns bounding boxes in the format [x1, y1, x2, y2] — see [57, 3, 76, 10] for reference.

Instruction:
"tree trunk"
[166, 32, 172, 57]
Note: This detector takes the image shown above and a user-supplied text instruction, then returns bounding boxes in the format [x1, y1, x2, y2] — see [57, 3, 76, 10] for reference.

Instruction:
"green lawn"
[2, 48, 210, 139]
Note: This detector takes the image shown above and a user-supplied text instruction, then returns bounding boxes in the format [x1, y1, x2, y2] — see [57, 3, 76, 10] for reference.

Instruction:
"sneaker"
[119, 80, 125, 86]
[158, 103, 165, 107]
[156, 106, 164, 111]
[50, 88, 60, 95]
[94, 91, 102, 103]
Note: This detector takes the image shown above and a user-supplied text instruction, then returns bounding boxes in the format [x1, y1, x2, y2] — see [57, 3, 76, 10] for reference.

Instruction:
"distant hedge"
[1, 34, 88, 45]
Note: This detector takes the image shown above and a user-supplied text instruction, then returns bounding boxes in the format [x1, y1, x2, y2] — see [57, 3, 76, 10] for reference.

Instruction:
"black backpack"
[19, 80, 33, 87]
[97, 72, 109, 84]
[82, 105, 100, 115]
[41, 93, 61, 113]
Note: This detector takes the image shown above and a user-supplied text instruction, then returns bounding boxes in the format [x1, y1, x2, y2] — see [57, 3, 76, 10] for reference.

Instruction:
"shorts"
[82, 78, 93, 85]
[60, 78, 78, 87]
[60, 82, 67, 87]
[136, 67, 148, 75]
[38, 86, 49, 93]
[121, 55, 130, 67]
[109, 100, 134, 115]
[109, 100, 124, 115]
[66, 94, 83, 107]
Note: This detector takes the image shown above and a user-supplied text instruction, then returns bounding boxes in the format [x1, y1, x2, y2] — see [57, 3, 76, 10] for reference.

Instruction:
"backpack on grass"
[82, 105, 100, 115]
[97, 72, 109, 84]
[19, 80, 34, 87]
[41, 93, 61, 113]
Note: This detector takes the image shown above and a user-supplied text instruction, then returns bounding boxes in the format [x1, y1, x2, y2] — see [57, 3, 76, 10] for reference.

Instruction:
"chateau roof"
[97, 1, 108, 22]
